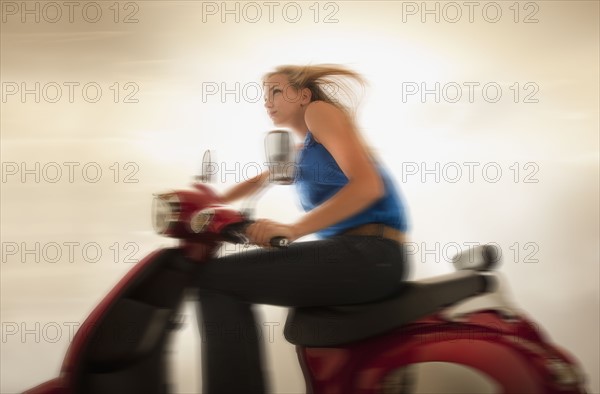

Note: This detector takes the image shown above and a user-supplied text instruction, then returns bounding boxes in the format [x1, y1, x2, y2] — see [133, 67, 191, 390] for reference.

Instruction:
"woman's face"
[263, 73, 309, 127]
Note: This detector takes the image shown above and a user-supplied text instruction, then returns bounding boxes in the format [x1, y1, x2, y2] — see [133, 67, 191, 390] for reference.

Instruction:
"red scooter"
[24, 131, 587, 394]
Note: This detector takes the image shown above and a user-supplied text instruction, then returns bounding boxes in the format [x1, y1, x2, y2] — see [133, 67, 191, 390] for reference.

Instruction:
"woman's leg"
[196, 290, 268, 394]
[196, 235, 407, 306]
[193, 235, 408, 393]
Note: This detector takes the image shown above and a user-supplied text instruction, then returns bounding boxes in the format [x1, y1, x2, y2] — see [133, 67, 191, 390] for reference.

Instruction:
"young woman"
[194, 64, 409, 393]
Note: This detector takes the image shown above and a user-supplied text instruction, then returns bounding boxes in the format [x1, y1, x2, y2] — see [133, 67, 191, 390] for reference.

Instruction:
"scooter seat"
[284, 270, 495, 347]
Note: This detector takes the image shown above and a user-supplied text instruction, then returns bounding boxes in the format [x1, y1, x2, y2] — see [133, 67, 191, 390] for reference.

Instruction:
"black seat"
[284, 270, 495, 347]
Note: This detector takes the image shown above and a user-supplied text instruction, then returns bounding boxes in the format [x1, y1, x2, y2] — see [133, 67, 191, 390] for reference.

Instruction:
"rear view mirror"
[196, 150, 214, 183]
[265, 130, 295, 185]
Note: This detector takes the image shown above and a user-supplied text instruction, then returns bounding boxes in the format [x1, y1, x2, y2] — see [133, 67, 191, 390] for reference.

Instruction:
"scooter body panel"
[298, 311, 585, 394]
[25, 248, 196, 394]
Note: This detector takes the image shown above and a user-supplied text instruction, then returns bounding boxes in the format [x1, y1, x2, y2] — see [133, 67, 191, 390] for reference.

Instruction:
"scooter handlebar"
[269, 236, 289, 248]
[221, 221, 289, 248]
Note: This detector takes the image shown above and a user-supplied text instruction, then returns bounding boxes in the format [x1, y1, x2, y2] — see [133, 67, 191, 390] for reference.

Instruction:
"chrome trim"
[546, 358, 585, 387]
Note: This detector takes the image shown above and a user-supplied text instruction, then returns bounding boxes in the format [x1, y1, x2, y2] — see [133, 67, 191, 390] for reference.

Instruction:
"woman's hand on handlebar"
[245, 219, 298, 248]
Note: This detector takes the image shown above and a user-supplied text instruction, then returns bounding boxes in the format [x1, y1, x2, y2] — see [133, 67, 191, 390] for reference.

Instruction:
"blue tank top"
[295, 131, 409, 238]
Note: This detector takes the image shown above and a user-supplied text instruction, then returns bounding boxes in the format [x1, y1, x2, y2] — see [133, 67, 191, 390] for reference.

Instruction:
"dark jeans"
[193, 234, 409, 394]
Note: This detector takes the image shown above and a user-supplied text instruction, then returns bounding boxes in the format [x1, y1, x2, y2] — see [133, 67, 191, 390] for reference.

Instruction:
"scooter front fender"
[24, 247, 195, 394]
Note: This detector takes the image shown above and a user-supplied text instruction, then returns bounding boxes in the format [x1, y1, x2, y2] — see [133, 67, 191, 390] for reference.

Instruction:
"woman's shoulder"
[304, 100, 350, 143]
[305, 100, 341, 117]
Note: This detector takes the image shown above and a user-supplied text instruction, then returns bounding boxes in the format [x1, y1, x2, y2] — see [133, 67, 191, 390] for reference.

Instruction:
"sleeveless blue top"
[295, 131, 409, 239]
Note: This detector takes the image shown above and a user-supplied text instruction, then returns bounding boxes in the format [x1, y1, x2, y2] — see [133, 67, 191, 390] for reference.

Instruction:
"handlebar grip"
[270, 237, 289, 248]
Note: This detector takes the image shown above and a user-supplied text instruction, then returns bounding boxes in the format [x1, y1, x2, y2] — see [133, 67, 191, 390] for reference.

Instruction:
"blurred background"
[1, 1, 598, 393]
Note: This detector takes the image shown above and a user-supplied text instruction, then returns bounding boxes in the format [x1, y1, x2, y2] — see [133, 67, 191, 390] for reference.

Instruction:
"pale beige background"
[1, 1, 598, 393]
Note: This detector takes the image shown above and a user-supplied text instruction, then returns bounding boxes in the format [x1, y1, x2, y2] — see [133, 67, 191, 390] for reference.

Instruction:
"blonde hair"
[263, 64, 381, 161]
[262, 64, 367, 118]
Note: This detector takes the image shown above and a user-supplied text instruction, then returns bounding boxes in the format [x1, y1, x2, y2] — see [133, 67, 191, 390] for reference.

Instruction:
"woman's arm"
[245, 103, 384, 246]
[220, 170, 270, 204]
[292, 101, 385, 238]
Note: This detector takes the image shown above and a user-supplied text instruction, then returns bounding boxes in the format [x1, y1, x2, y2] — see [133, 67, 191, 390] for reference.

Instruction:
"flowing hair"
[262, 64, 367, 119]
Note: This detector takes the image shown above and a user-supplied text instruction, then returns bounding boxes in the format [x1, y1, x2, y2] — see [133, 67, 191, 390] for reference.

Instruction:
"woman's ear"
[301, 87, 312, 105]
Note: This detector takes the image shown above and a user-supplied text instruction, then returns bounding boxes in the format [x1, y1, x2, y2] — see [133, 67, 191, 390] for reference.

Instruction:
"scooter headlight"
[189, 208, 215, 234]
[152, 194, 180, 234]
